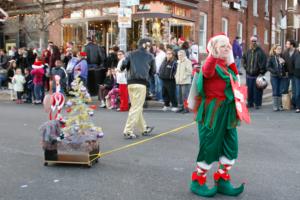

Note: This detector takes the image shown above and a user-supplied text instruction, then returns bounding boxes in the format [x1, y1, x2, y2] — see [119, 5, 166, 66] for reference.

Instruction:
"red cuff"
[202, 56, 218, 78]
[229, 63, 239, 75]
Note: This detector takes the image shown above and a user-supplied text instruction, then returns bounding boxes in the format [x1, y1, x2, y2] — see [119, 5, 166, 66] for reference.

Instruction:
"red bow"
[192, 171, 206, 185]
[213, 171, 231, 181]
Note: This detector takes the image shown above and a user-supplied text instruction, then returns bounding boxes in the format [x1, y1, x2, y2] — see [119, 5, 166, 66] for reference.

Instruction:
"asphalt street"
[0, 101, 299, 200]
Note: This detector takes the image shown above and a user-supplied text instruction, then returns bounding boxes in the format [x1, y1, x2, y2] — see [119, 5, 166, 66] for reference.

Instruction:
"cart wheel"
[44, 162, 48, 166]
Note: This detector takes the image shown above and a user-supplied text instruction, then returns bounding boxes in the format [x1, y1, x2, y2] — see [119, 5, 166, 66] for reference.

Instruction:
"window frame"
[199, 12, 207, 53]
[222, 17, 228, 36]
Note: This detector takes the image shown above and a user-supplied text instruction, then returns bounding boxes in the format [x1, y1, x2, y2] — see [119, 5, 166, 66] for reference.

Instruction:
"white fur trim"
[219, 156, 235, 165]
[227, 50, 235, 65]
[32, 65, 43, 69]
[197, 161, 213, 170]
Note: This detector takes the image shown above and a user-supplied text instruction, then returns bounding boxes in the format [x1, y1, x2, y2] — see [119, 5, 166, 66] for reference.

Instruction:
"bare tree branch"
[44, 14, 64, 30]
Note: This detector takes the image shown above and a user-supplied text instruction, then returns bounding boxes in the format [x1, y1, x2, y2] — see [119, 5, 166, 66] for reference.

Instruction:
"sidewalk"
[0, 71, 273, 109]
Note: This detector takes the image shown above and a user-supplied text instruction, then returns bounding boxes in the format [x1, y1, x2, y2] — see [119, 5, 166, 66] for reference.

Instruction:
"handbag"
[187, 72, 199, 110]
[282, 93, 291, 110]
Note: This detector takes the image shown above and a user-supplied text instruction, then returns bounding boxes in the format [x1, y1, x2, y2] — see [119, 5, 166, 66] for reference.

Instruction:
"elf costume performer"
[190, 34, 245, 197]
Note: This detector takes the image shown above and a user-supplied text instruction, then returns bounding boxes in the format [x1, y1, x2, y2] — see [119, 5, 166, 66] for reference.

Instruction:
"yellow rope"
[90, 122, 196, 158]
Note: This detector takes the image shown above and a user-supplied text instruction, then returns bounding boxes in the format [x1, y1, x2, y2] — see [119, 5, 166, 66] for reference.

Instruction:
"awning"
[162, 0, 199, 9]
[61, 15, 118, 24]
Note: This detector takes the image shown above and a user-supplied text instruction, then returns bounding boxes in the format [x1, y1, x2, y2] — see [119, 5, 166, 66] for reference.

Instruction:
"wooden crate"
[44, 145, 100, 167]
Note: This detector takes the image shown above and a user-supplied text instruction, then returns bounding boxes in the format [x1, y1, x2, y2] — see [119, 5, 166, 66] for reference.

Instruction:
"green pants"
[197, 103, 238, 164]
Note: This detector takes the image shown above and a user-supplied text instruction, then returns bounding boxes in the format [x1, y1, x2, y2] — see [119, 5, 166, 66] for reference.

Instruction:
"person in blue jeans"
[267, 45, 285, 111]
[232, 36, 243, 75]
[0, 49, 9, 89]
[175, 50, 192, 113]
[242, 36, 267, 109]
[282, 39, 298, 109]
[293, 48, 300, 113]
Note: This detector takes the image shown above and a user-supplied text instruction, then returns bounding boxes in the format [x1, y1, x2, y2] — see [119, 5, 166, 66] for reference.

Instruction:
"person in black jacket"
[0, 49, 8, 89]
[242, 36, 267, 109]
[84, 37, 105, 69]
[293, 50, 300, 113]
[159, 49, 178, 112]
[106, 46, 118, 69]
[267, 44, 285, 111]
[282, 39, 297, 108]
[50, 60, 67, 94]
[121, 38, 156, 139]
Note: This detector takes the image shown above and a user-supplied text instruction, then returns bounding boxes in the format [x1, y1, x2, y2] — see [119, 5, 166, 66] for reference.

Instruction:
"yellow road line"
[98, 122, 196, 157]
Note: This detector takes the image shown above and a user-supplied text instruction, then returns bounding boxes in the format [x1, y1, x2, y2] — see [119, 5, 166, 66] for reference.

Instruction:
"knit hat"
[32, 61, 44, 69]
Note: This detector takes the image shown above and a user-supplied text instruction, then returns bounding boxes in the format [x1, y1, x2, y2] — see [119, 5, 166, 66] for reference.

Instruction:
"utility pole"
[119, 0, 127, 51]
[286, 0, 296, 40]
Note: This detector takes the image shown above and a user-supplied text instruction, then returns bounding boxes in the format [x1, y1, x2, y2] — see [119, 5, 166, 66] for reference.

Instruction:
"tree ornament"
[97, 132, 104, 138]
[89, 105, 97, 110]
[88, 111, 94, 116]
[66, 101, 73, 107]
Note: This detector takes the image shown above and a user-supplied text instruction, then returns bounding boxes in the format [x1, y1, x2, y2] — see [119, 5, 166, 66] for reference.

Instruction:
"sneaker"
[296, 109, 300, 113]
[182, 109, 189, 114]
[123, 133, 138, 139]
[162, 106, 170, 112]
[171, 107, 179, 112]
[99, 101, 106, 108]
[142, 126, 154, 136]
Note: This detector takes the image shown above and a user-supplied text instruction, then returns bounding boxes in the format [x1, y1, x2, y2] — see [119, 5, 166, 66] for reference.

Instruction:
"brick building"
[1, 0, 300, 54]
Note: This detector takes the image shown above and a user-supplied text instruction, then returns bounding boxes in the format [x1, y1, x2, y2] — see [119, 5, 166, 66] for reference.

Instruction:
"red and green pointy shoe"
[190, 171, 217, 197]
[214, 165, 244, 196]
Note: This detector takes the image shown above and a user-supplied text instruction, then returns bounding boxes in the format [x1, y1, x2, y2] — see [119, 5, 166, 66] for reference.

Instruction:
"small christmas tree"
[61, 78, 103, 144]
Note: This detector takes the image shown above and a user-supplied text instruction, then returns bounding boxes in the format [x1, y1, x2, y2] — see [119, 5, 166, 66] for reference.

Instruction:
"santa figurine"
[190, 34, 244, 197]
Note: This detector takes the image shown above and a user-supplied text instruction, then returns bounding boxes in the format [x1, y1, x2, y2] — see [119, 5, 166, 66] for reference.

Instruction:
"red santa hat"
[206, 33, 238, 75]
[178, 37, 185, 43]
[32, 61, 44, 69]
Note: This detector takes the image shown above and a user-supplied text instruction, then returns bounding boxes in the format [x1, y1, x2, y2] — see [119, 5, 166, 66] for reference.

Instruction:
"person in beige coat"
[175, 50, 193, 113]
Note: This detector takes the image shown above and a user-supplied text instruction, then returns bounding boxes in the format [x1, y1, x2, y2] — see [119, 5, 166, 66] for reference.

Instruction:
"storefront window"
[170, 18, 194, 41]
[63, 24, 86, 50]
[88, 21, 118, 48]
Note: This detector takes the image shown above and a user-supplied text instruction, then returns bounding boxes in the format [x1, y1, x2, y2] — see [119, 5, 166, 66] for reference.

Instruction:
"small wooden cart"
[44, 142, 100, 167]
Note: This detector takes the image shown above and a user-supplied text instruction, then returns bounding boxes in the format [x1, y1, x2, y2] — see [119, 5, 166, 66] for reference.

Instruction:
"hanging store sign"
[85, 9, 101, 18]
[70, 10, 83, 19]
[126, 0, 140, 6]
[118, 8, 132, 28]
